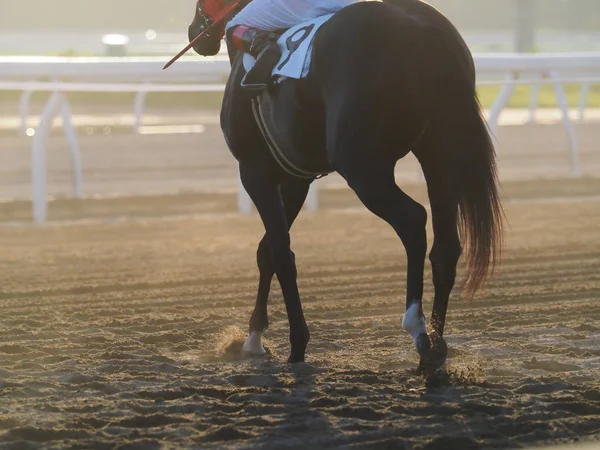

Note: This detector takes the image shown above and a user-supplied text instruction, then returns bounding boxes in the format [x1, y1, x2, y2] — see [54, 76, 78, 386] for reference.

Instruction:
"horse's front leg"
[239, 164, 310, 363]
[243, 180, 311, 356]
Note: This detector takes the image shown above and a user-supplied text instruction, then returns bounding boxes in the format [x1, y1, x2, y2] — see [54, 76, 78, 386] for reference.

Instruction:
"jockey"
[225, 0, 363, 89]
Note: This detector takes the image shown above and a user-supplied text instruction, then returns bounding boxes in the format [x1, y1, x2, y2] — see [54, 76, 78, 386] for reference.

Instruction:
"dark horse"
[188, 0, 503, 370]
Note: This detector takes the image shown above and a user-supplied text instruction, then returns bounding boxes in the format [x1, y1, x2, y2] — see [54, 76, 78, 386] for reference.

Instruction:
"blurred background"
[0, 0, 599, 222]
[1, 0, 599, 55]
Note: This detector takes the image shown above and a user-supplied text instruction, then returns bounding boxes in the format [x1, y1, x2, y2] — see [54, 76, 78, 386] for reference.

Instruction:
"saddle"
[244, 14, 335, 179]
[251, 88, 333, 179]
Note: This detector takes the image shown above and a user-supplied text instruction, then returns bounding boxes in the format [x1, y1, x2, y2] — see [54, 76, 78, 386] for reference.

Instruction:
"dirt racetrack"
[1, 120, 600, 449]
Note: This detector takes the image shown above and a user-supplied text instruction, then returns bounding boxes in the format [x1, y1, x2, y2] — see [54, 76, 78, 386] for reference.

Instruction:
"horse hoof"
[416, 332, 447, 373]
[241, 331, 267, 357]
[287, 326, 309, 364]
[287, 356, 305, 364]
[287, 350, 306, 364]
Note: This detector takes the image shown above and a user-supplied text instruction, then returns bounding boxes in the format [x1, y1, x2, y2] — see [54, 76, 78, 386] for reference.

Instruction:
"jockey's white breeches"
[226, 0, 364, 32]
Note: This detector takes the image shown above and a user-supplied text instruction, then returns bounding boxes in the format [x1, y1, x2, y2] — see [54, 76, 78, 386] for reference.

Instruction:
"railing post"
[133, 89, 148, 134]
[32, 91, 63, 224]
[60, 94, 83, 198]
[528, 78, 542, 124]
[578, 81, 591, 122]
[18, 89, 33, 136]
[237, 169, 253, 215]
[305, 179, 319, 212]
[550, 71, 580, 177]
[488, 72, 517, 139]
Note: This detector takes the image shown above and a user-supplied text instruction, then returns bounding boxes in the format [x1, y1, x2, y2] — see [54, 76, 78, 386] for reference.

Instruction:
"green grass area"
[0, 90, 227, 109]
[477, 83, 600, 109]
[1, 83, 598, 111]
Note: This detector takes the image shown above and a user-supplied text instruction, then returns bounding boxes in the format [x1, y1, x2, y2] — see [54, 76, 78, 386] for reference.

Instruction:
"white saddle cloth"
[242, 13, 334, 81]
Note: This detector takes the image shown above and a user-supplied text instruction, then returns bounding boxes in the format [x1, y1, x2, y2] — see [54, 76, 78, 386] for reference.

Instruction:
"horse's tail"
[418, 23, 504, 299]
[441, 93, 504, 299]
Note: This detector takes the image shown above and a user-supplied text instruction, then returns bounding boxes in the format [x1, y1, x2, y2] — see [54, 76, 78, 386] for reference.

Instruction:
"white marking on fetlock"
[402, 301, 427, 346]
[241, 331, 266, 356]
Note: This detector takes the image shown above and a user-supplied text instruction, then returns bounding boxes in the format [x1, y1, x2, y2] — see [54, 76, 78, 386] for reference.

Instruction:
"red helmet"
[199, 0, 239, 23]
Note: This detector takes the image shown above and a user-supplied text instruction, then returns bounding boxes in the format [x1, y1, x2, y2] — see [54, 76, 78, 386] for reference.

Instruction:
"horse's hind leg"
[243, 179, 311, 356]
[336, 161, 429, 360]
[418, 156, 462, 369]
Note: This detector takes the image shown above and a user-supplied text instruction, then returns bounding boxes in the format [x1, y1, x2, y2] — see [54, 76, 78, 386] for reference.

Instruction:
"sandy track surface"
[1, 113, 600, 447]
[1, 193, 599, 448]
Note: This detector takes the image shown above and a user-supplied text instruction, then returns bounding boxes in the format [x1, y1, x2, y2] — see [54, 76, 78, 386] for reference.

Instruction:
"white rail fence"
[1, 53, 599, 223]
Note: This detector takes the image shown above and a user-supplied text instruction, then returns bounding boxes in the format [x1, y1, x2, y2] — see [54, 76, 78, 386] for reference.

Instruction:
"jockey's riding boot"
[228, 26, 281, 91]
